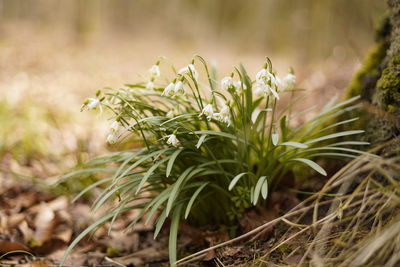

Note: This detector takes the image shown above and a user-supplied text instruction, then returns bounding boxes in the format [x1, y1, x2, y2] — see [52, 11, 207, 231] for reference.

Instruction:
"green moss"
[376, 56, 400, 109]
[375, 16, 391, 42]
[345, 43, 387, 99]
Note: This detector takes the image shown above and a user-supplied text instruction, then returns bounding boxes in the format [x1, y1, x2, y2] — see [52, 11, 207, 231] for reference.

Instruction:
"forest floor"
[2, 26, 397, 267]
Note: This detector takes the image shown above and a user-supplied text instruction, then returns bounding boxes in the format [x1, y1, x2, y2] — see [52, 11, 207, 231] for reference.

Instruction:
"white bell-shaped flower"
[215, 104, 231, 126]
[179, 64, 199, 80]
[146, 81, 154, 90]
[221, 76, 235, 91]
[107, 133, 118, 144]
[174, 81, 185, 96]
[199, 104, 214, 120]
[162, 82, 176, 97]
[281, 73, 296, 91]
[167, 134, 180, 147]
[87, 98, 100, 110]
[110, 121, 119, 133]
[149, 65, 160, 77]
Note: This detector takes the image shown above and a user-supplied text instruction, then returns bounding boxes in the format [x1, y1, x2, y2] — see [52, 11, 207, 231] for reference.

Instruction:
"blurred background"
[0, 0, 386, 177]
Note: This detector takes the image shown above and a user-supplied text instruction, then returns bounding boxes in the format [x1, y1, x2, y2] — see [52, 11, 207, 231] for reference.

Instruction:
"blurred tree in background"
[0, 0, 384, 63]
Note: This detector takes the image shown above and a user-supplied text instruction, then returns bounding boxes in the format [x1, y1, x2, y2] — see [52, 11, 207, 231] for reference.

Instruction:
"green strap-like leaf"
[72, 177, 113, 203]
[253, 176, 267, 205]
[169, 204, 182, 267]
[136, 156, 170, 194]
[184, 182, 210, 219]
[166, 167, 195, 216]
[154, 208, 168, 240]
[290, 158, 327, 176]
[304, 130, 364, 145]
[279, 142, 308, 148]
[229, 172, 250, 191]
[308, 152, 362, 159]
[194, 130, 246, 143]
[318, 117, 359, 132]
[166, 149, 183, 177]
[261, 179, 269, 199]
[272, 133, 279, 146]
[328, 141, 370, 146]
[196, 134, 208, 149]
[117, 148, 169, 183]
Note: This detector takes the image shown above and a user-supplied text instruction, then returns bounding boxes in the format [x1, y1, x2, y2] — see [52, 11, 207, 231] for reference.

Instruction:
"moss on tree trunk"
[346, 0, 400, 144]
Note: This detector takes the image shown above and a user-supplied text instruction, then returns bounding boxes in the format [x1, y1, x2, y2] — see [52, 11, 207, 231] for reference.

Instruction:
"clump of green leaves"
[63, 56, 367, 266]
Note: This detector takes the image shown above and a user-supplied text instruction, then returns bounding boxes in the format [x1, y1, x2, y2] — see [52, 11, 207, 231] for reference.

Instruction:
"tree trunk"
[346, 0, 400, 145]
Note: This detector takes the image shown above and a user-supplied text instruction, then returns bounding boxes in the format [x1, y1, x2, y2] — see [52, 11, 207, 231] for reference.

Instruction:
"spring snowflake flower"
[281, 73, 296, 91]
[178, 64, 199, 80]
[81, 97, 102, 112]
[214, 104, 231, 126]
[87, 98, 100, 109]
[146, 81, 154, 90]
[167, 134, 180, 147]
[162, 82, 176, 97]
[106, 133, 118, 144]
[174, 81, 185, 96]
[254, 68, 280, 100]
[253, 85, 265, 97]
[235, 80, 247, 91]
[254, 82, 279, 99]
[221, 76, 235, 91]
[110, 121, 119, 132]
[199, 104, 214, 120]
[149, 65, 160, 77]
[255, 68, 269, 82]
[221, 77, 246, 92]
[256, 68, 280, 88]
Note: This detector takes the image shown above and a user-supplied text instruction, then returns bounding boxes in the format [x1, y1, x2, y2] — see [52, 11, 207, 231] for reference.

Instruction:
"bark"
[346, 0, 400, 145]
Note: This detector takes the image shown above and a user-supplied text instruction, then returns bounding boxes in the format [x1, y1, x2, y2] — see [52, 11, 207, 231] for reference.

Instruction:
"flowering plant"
[63, 56, 367, 266]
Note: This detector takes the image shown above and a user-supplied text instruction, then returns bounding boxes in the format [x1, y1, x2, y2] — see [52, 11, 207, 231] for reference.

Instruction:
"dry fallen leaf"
[30, 261, 50, 267]
[53, 227, 72, 243]
[0, 240, 31, 254]
[33, 204, 56, 245]
[7, 213, 25, 227]
[46, 196, 68, 211]
[18, 220, 35, 243]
